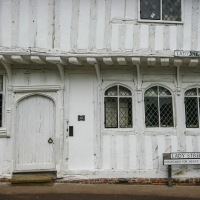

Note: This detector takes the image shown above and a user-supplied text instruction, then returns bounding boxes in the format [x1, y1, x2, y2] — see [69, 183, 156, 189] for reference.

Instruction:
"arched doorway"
[15, 95, 56, 171]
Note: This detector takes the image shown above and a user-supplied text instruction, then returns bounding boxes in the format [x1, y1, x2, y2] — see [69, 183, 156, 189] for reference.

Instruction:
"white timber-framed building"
[0, 0, 200, 181]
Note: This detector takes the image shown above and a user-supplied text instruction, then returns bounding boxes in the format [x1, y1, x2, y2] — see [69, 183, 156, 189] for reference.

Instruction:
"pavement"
[0, 183, 199, 200]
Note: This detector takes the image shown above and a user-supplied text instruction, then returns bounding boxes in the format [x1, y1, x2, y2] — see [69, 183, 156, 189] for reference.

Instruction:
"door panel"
[68, 74, 94, 170]
[15, 95, 55, 170]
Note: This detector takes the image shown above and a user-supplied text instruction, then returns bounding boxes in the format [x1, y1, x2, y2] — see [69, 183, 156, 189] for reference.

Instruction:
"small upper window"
[144, 86, 174, 127]
[104, 85, 132, 128]
[140, 0, 182, 22]
[185, 88, 200, 128]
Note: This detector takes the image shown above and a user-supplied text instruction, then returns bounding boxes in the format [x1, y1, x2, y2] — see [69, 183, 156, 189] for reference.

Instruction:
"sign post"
[163, 152, 200, 187]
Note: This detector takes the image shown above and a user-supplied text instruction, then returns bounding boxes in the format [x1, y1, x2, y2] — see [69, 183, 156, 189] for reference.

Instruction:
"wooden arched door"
[15, 95, 56, 171]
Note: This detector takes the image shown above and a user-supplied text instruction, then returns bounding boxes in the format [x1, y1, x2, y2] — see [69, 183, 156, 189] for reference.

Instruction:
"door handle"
[48, 138, 54, 144]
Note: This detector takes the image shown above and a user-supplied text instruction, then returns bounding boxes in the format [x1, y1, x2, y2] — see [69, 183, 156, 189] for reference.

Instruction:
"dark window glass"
[160, 97, 173, 127]
[105, 97, 118, 128]
[145, 97, 159, 127]
[185, 97, 199, 128]
[145, 86, 174, 127]
[140, 0, 160, 20]
[119, 98, 132, 128]
[162, 0, 181, 21]
[140, 0, 181, 21]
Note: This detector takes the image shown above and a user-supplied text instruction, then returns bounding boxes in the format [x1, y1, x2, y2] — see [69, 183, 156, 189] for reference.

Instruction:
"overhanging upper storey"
[0, 49, 199, 68]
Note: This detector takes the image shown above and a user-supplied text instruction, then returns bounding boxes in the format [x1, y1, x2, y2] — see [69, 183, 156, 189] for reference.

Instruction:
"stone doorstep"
[11, 175, 52, 184]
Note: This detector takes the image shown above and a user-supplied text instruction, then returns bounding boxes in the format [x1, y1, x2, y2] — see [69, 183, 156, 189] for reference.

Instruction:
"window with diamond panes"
[140, 0, 182, 22]
[144, 86, 174, 127]
[104, 85, 132, 128]
[184, 88, 200, 128]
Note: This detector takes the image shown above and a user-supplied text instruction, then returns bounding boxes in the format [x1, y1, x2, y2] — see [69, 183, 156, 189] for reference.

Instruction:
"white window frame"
[101, 83, 135, 135]
[184, 87, 200, 136]
[143, 84, 176, 136]
[138, 0, 184, 24]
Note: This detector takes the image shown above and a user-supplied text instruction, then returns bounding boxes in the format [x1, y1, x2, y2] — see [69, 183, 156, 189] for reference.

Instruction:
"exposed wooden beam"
[117, 57, 127, 65]
[147, 58, 156, 66]
[131, 57, 141, 65]
[189, 59, 199, 67]
[68, 57, 83, 65]
[0, 55, 12, 85]
[31, 56, 46, 64]
[46, 56, 68, 65]
[11, 55, 30, 64]
[103, 57, 113, 65]
[87, 57, 97, 65]
[160, 58, 170, 67]
[174, 59, 182, 66]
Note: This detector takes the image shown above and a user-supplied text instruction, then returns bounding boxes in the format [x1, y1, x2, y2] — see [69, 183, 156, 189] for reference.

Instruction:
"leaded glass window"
[104, 85, 132, 128]
[144, 86, 174, 127]
[185, 88, 200, 128]
[140, 0, 182, 22]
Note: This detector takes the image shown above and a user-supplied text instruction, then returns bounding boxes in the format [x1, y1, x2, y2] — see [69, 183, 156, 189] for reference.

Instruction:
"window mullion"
[160, 0, 162, 20]
[198, 96, 200, 128]
[158, 87, 161, 127]
[118, 97, 120, 128]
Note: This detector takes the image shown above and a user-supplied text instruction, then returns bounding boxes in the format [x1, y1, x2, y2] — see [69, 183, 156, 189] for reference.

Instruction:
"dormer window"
[140, 0, 182, 22]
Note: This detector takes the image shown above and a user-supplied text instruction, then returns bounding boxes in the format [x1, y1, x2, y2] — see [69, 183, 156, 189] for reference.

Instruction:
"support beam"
[68, 57, 83, 65]
[174, 59, 182, 67]
[11, 55, 30, 64]
[117, 57, 127, 65]
[174, 59, 182, 96]
[46, 57, 68, 65]
[87, 57, 97, 65]
[0, 55, 12, 85]
[56, 64, 65, 85]
[94, 63, 101, 86]
[103, 57, 113, 65]
[161, 58, 170, 67]
[31, 56, 46, 64]
[147, 58, 156, 67]
[131, 57, 141, 65]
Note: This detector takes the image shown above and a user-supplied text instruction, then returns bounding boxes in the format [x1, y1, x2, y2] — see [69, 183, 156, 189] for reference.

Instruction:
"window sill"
[102, 128, 136, 135]
[185, 129, 200, 136]
[0, 128, 8, 138]
[144, 128, 176, 136]
[138, 19, 183, 25]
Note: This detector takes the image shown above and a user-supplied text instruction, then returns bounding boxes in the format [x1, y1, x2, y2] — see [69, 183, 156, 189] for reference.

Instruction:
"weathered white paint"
[102, 135, 111, 169]
[60, 0, 72, 51]
[36, 0, 48, 48]
[155, 26, 163, 50]
[0, 0, 200, 52]
[0, 0, 200, 181]
[170, 26, 177, 50]
[183, 0, 192, 50]
[129, 135, 137, 170]
[77, 0, 90, 49]
[140, 25, 149, 49]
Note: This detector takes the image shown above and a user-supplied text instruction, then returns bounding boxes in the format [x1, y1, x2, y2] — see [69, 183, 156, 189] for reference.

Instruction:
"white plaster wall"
[0, 0, 199, 53]
[12, 69, 60, 86]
